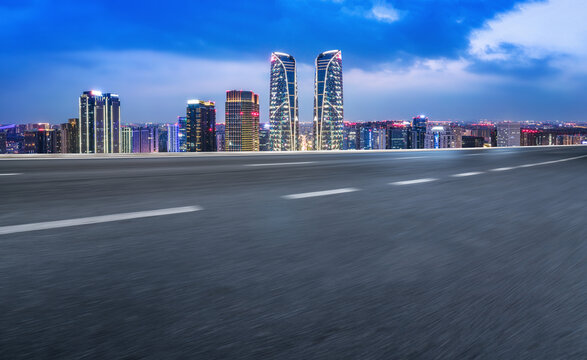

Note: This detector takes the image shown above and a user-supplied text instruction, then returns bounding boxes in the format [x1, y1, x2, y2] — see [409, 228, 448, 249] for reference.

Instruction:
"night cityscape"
[1, 48, 586, 154]
[2, 0, 587, 359]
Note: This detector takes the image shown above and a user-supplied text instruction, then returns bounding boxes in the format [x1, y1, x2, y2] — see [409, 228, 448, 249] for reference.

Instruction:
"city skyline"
[2, 0, 587, 125]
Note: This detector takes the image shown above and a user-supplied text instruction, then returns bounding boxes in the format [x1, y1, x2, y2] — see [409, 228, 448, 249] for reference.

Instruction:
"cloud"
[469, 0, 587, 67]
[369, 2, 400, 23]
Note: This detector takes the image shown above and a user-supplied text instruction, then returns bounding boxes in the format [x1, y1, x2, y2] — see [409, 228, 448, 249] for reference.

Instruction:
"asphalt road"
[1, 146, 587, 359]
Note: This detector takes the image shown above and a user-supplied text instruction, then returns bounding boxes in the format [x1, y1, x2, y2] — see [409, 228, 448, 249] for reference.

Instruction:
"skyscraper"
[104, 93, 121, 153]
[131, 126, 158, 153]
[387, 123, 411, 149]
[167, 124, 179, 152]
[424, 126, 460, 149]
[66, 118, 79, 154]
[497, 122, 521, 147]
[121, 126, 132, 153]
[270, 52, 298, 151]
[259, 123, 271, 151]
[0, 131, 6, 154]
[225, 90, 260, 151]
[177, 116, 187, 152]
[314, 50, 343, 150]
[78, 90, 120, 153]
[186, 100, 216, 152]
[215, 123, 225, 152]
[411, 115, 428, 149]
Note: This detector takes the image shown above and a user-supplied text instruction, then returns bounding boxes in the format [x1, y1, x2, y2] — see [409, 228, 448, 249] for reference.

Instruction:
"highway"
[1, 146, 587, 359]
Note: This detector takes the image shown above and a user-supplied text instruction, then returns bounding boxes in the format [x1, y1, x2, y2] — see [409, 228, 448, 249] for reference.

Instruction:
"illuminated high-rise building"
[0, 131, 6, 154]
[121, 126, 132, 153]
[424, 126, 460, 149]
[259, 123, 271, 151]
[78, 90, 120, 153]
[411, 115, 428, 149]
[104, 93, 121, 153]
[314, 50, 343, 150]
[66, 118, 78, 153]
[167, 124, 179, 152]
[186, 100, 216, 152]
[215, 124, 225, 152]
[388, 123, 411, 149]
[270, 52, 298, 151]
[497, 122, 521, 147]
[225, 90, 260, 151]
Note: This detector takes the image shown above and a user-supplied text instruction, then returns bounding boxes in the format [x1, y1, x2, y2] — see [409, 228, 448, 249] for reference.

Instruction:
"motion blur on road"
[1, 146, 587, 359]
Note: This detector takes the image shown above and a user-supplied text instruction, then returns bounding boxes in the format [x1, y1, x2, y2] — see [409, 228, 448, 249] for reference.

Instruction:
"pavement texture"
[1, 146, 587, 359]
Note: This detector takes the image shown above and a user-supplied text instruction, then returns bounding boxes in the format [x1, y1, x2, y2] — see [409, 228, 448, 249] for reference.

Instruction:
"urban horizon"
[2, 48, 587, 155]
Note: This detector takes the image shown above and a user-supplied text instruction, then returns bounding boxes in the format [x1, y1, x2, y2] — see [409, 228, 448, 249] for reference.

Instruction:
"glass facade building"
[269, 52, 299, 151]
[314, 50, 343, 150]
[411, 115, 428, 149]
[121, 126, 132, 153]
[225, 90, 260, 151]
[186, 100, 216, 152]
[167, 124, 179, 152]
[78, 90, 120, 153]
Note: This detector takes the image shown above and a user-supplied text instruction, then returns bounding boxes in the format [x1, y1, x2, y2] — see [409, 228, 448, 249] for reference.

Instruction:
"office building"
[65, 118, 78, 153]
[121, 126, 133, 153]
[270, 52, 299, 151]
[497, 122, 521, 147]
[177, 116, 187, 152]
[463, 124, 496, 146]
[225, 90, 260, 151]
[425, 126, 459, 149]
[23, 130, 55, 153]
[0, 131, 7, 154]
[0, 124, 22, 154]
[104, 93, 121, 153]
[132, 126, 158, 153]
[343, 122, 359, 150]
[411, 115, 428, 149]
[215, 124, 225, 152]
[387, 123, 411, 149]
[259, 123, 271, 151]
[462, 136, 485, 148]
[167, 124, 179, 152]
[372, 127, 387, 150]
[157, 125, 168, 152]
[359, 127, 373, 150]
[186, 100, 216, 152]
[78, 90, 120, 153]
[521, 129, 539, 147]
[314, 50, 343, 150]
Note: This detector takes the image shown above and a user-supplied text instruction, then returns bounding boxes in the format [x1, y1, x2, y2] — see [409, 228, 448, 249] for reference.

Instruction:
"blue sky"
[1, 0, 586, 124]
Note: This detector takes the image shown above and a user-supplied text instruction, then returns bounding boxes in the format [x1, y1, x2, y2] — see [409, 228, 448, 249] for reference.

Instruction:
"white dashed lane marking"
[0, 206, 203, 236]
[282, 188, 360, 200]
[390, 178, 438, 186]
[245, 161, 316, 167]
[452, 172, 484, 177]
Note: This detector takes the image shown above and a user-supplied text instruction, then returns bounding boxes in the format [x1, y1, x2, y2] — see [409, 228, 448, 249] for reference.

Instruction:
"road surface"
[1, 146, 587, 359]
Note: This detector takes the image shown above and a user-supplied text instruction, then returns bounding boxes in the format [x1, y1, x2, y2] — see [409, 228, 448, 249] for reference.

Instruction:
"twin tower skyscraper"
[270, 50, 343, 151]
